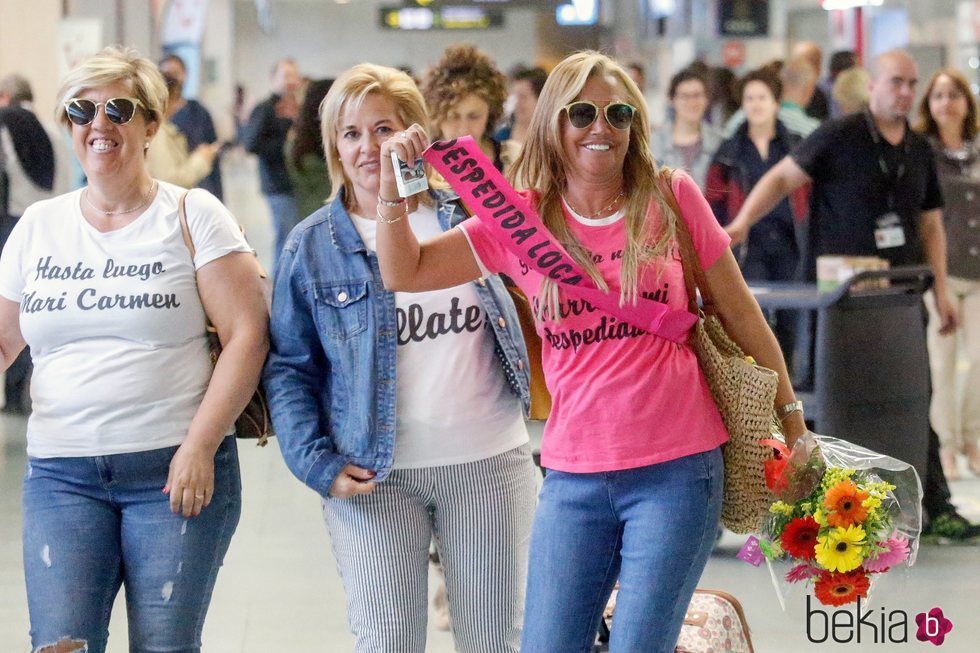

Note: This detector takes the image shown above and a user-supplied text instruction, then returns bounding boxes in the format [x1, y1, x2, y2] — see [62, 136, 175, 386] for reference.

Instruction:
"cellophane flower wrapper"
[758, 432, 922, 609]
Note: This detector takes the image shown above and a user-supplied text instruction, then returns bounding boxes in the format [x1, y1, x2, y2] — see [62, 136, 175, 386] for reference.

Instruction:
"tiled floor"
[3, 412, 980, 652]
[1, 155, 978, 652]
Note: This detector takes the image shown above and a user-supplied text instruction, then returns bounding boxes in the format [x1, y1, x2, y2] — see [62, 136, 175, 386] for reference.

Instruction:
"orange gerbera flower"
[823, 480, 869, 528]
[814, 570, 871, 607]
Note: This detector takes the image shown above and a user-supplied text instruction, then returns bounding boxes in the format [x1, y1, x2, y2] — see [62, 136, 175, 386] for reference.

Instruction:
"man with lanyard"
[725, 49, 978, 541]
[0, 74, 56, 415]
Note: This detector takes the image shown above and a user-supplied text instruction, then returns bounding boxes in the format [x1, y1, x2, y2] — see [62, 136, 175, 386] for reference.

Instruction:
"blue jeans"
[521, 447, 724, 653]
[265, 192, 301, 270]
[22, 437, 242, 653]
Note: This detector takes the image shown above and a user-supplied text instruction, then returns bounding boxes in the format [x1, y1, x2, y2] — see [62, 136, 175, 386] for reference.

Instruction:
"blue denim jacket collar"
[325, 194, 369, 255]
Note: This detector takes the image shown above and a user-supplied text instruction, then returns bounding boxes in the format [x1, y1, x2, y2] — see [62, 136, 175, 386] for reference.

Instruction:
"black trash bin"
[752, 266, 933, 482]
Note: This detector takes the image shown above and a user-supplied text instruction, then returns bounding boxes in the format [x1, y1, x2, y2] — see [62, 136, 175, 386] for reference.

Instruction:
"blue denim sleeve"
[262, 243, 347, 497]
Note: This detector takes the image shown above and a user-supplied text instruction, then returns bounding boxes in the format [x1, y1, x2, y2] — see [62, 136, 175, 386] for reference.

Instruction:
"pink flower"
[785, 563, 820, 583]
[864, 533, 910, 572]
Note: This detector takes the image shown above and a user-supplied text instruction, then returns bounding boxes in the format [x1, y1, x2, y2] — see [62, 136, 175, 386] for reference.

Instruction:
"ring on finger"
[194, 493, 205, 500]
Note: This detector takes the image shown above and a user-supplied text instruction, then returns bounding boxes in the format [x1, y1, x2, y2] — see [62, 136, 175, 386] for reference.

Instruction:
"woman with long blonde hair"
[373, 51, 803, 651]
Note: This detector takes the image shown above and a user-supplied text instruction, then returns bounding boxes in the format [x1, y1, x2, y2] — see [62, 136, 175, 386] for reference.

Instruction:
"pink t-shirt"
[459, 171, 731, 473]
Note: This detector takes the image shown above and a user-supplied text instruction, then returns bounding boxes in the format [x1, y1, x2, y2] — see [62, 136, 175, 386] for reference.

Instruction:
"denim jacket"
[263, 189, 531, 497]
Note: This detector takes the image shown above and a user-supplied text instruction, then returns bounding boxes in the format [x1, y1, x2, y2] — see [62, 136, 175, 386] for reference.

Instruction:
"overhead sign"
[556, 0, 599, 26]
[719, 0, 768, 37]
[380, 6, 505, 29]
[57, 19, 103, 80]
[161, 0, 209, 45]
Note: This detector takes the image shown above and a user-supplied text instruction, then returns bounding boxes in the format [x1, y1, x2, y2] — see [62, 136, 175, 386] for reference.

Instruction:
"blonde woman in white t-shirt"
[0, 47, 268, 653]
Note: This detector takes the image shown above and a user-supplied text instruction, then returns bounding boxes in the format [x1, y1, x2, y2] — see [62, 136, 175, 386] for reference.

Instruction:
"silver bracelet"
[776, 400, 804, 421]
[376, 203, 407, 225]
[377, 194, 405, 208]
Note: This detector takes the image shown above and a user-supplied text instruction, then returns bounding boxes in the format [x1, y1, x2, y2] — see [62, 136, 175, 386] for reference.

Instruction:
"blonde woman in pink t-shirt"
[374, 51, 805, 653]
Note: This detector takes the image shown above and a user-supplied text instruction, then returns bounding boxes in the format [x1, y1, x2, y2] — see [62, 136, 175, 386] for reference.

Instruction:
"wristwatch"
[776, 400, 804, 421]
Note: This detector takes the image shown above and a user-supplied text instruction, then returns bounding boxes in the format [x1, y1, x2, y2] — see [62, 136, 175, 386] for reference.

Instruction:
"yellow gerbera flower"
[816, 525, 866, 573]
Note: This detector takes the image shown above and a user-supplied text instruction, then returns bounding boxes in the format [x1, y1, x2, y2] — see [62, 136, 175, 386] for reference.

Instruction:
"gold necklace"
[83, 181, 157, 216]
[562, 190, 625, 219]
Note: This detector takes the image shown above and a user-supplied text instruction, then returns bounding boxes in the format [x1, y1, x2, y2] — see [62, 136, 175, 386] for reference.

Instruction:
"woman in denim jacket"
[262, 64, 537, 653]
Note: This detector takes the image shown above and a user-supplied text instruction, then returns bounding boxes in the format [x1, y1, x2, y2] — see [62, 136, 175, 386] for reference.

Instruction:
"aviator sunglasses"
[64, 97, 145, 126]
[562, 101, 637, 131]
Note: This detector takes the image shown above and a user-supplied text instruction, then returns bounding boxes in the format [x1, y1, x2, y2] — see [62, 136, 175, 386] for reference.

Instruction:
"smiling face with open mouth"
[70, 80, 156, 182]
[559, 74, 631, 187]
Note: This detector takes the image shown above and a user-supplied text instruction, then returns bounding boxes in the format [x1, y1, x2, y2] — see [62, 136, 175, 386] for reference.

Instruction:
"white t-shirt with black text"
[350, 204, 527, 468]
[0, 182, 252, 457]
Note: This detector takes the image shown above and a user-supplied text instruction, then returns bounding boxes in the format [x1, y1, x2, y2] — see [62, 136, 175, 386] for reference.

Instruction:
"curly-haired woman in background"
[421, 45, 533, 629]
[422, 43, 518, 173]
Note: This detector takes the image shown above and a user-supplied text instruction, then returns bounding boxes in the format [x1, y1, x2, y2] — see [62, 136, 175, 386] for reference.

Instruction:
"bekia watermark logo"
[915, 608, 953, 646]
[806, 596, 954, 646]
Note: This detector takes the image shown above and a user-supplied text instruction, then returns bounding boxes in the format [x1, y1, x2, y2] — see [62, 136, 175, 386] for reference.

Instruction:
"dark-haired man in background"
[0, 74, 56, 414]
[241, 58, 301, 266]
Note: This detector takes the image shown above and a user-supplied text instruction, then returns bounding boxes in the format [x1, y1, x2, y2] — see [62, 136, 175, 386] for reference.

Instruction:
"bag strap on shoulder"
[175, 188, 269, 280]
[175, 189, 218, 334]
[176, 189, 196, 260]
[658, 168, 716, 317]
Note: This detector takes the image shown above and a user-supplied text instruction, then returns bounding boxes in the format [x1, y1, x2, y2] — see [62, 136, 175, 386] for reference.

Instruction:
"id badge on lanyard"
[864, 110, 909, 251]
[874, 212, 907, 249]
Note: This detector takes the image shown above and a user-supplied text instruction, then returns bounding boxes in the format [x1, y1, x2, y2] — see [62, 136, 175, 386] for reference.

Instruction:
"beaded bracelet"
[377, 194, 405, 208]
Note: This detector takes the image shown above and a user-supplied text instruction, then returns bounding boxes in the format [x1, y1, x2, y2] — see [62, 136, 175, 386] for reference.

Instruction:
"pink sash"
[423, 136, 697, 343]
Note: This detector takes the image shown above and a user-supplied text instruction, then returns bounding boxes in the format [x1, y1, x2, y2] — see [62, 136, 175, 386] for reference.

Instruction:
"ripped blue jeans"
[21, 436, 241, 653]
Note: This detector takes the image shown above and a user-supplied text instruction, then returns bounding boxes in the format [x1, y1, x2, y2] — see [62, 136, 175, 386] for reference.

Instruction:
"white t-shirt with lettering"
[350, 204, 527, 468]
[0, 181, 252, 458]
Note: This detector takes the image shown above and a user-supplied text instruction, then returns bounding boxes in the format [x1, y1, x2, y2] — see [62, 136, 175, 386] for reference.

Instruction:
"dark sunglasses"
[562, 101, 637, 131]
[64, 97, 145, 126]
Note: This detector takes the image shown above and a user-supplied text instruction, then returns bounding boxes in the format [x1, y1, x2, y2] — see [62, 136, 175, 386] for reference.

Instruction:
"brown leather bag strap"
[175, 188, 269, 280]
[175, 189, 218, 334]
[658, 169, 716, 317]
[176, 189, 196, 260]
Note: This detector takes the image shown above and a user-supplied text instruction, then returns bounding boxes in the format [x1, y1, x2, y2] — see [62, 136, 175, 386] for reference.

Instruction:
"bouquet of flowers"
[757, 432, 922, 607]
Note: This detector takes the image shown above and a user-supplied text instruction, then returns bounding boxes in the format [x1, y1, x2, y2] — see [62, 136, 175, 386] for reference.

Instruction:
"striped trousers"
[322, 445, 537, 653]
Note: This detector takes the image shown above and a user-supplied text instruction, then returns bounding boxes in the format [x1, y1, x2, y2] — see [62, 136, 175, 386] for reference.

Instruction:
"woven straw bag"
[661, 171, 777, 533]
